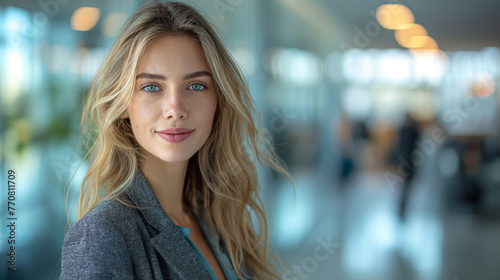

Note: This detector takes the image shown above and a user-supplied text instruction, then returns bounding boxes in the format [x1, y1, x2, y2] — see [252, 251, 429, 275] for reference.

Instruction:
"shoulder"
[67, 199, 140, 239]
[79, 198, 138, 227]
[60, 199, 138, 279]
[63, 197, 143, 244]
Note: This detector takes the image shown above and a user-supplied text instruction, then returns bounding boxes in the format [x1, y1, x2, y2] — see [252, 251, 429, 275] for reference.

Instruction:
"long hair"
[74, 1, 291, 279]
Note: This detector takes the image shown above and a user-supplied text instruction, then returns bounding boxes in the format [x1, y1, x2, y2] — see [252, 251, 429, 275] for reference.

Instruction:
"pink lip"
[156, 128, 194, 143]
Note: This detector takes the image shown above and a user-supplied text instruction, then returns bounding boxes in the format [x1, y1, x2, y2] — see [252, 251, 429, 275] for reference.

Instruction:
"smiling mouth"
[156, 128, 194, 134]
[156, 129, 194, 143]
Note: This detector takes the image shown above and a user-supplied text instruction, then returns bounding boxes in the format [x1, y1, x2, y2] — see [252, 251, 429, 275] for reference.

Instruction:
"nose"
[162, 86, 188, 120]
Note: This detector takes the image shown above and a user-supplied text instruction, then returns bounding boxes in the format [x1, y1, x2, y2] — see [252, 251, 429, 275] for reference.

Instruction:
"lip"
[156, 128, 194, 143]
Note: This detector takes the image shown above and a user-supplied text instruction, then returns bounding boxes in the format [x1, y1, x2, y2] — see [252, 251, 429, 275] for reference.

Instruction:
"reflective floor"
[268, 151, 500, 280]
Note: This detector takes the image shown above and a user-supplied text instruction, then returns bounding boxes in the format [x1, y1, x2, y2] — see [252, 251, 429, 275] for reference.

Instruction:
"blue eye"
[142, 85, 161, 92]
[188, 83, 207, 91]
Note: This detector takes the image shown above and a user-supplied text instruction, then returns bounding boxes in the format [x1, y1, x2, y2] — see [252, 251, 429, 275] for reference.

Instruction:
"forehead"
[137, 35, 210, 74]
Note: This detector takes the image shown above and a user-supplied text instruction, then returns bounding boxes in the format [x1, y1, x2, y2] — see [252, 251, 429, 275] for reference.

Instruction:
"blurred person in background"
[459, 141, 484, 214]
[337, 115, 355, 185]
[59, 2, 290, 279]
[337, 115, 371, 186]
[397, 113, 420, 221]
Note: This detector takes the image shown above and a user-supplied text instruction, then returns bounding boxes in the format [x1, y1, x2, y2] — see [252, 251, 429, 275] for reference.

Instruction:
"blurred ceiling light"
[376, 4, 414, 30]
[102, 12, 127, 37]
[395, 24, 428, 48]
[71, 7, 100, 31]
[412, 36, 438, 50]
[408, 35, 433, 48]
[473, 72, 495, 97]
[409, 37, 439, 57]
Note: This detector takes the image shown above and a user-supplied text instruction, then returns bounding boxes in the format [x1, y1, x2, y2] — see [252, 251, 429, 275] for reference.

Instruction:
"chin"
[156, 152, 195, 164]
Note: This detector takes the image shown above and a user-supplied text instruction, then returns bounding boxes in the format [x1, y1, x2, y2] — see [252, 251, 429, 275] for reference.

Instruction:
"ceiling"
[317, 0, 500, 51]
[1, 0, 498, 51]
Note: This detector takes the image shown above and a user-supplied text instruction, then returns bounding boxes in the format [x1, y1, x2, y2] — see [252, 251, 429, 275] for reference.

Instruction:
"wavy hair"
[73, 1, 291, 279]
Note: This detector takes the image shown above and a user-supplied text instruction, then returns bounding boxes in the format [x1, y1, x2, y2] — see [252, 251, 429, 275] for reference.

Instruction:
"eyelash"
[140, 82, 209, 93]
[141, 84, 161, 93]
[187, 83, 208, 91]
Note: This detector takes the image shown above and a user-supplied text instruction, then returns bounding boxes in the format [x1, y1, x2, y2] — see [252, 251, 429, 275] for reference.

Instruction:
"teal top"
[177, 222, 238, 280]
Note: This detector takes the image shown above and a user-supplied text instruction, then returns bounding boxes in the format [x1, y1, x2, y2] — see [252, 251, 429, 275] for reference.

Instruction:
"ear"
[120, 110, 129, 119]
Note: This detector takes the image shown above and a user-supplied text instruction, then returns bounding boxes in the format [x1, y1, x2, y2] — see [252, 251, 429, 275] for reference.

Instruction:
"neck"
[139, 151, 192, 226]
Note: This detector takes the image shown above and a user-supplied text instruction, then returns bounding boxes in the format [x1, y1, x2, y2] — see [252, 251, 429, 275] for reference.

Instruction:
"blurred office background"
[1, 0, 500, 279]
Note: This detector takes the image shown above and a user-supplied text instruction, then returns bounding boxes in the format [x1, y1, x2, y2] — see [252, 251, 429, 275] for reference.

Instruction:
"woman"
[60, 2, 290, 280]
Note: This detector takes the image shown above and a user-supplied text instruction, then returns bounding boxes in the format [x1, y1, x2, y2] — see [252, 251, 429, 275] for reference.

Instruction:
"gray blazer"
[60, 170, 233, 280]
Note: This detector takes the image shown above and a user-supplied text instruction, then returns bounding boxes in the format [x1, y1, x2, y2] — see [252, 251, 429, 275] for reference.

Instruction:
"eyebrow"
[136, 70, 212, 80]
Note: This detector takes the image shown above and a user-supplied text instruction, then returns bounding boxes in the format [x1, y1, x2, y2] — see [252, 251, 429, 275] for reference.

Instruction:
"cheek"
[205, 98, 218, 127]
[128, 101, 157, 128]
[193, 97, 217, 139]
[126, 104, 139, 129]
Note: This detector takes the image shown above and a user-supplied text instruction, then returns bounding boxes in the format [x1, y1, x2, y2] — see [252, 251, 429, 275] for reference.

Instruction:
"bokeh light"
[473, 72, 496, 97]
[376, 4, 415, 30]
[395, 24, 428, 48]
[71, 7, 100, 31]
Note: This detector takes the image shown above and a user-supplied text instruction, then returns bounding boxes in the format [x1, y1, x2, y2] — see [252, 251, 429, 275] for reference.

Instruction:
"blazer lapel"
[125, 170, 214, 280]
[150, 225, 214, 280]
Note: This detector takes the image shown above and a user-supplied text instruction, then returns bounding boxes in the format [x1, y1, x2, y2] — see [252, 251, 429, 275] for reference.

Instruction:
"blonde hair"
[73, 1, 291, 279]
